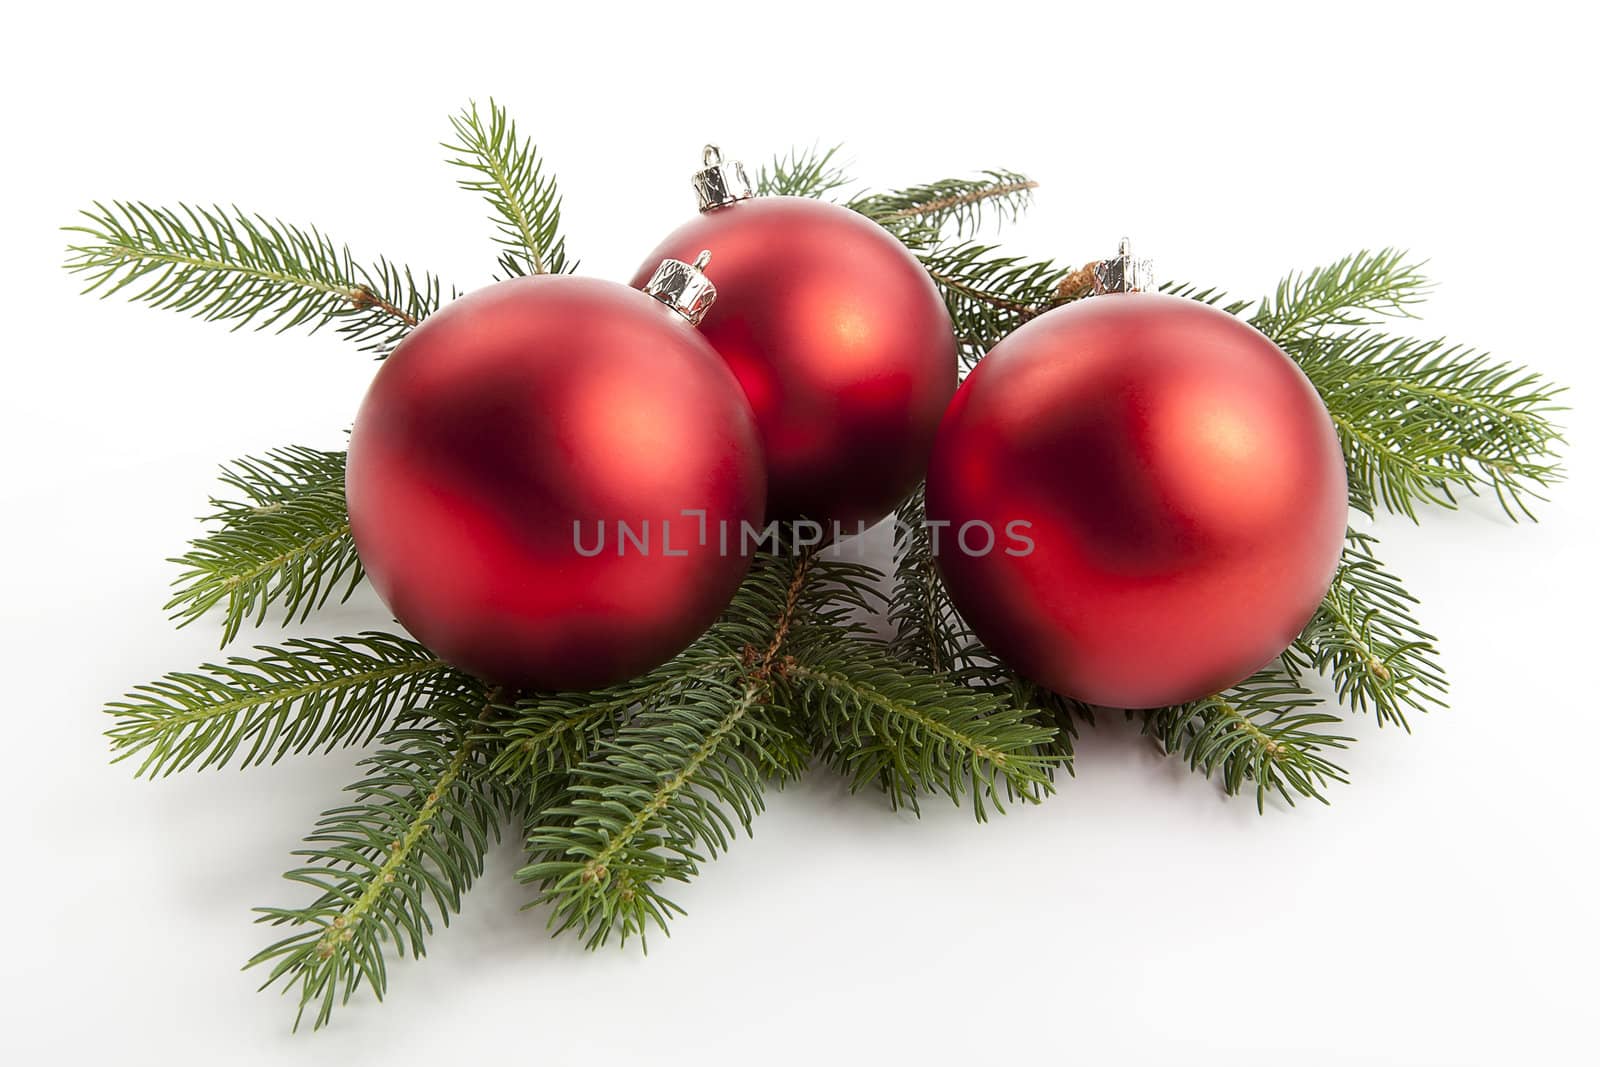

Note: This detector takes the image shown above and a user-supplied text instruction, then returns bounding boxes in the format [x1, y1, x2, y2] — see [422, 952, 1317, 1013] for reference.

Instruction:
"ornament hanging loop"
[1091, 237, 1156, 295]
[643, 249, 718, 325]
[694, 144, 753, 211]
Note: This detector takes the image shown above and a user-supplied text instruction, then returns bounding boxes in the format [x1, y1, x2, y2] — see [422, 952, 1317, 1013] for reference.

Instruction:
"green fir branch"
[1142, 669, 1353, 812]
[851, 170, 1037, 237]
[203, 445, 349, 523]
[1253, 248, 1430, 339]
[755, 144, 853, 198]
[476, 666, 709, 785]
[785, 636, 1058, 819]
[445, 99, 572, 278]
[519, 662, 808, 950]
[105, 633, 458, 778]
[1288, 529, 1447, 730]
[248, 704, 509, 1030]
[1290, 329, 1565, 520]
[167, 446, 360, 645]
[517, 548, 823, 950]
[63, 201, 445, 353]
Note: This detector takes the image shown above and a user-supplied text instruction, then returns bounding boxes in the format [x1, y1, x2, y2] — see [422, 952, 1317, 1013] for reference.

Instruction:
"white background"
[3, 2, 1596, 1063]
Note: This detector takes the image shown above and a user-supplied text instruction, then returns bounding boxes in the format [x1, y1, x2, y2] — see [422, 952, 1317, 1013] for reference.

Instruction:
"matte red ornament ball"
[632, 197, 956, 530]
[346, 275, 764, 691]
[926, 293, 1348, 709]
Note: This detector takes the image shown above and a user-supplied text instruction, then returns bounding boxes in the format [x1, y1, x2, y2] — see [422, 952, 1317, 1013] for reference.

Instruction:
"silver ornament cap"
[1092, 237, 1156, 295]
[643, 249, 718, 326]
[693, 145, 753, 212]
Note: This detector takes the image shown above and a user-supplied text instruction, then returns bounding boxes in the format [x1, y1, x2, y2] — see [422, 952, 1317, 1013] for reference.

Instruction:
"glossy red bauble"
[632, 197, 956, 530]
[346, 276, 764, 691]
[926, 293, 1348, 708]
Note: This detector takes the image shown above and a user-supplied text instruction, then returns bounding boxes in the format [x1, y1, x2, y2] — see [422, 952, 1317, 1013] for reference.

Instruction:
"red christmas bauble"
[926, 293, 1348, 708]
[346, 275, 764, 691]
[631, 197, 956, 530]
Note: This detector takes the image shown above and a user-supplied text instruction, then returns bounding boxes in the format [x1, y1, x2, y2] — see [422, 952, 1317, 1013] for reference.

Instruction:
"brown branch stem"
[880, 179, 1038, 223]
[351, 285, 419, 327]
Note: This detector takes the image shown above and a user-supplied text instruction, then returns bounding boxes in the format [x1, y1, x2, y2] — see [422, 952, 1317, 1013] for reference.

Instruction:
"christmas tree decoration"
[629, 146, 957, 530]
[65, 100, 1565, 1030]
[346, 256, 764, 690]
[926, 241, 1350, 708]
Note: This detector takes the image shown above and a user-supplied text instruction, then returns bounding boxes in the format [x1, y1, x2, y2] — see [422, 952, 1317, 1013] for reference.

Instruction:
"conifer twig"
[519, 655, 807, 949]
[851, 171, 1037, 237]
[478, 681, 658, 784]
[106, 633, 459, 778]
[445, 99, 571, 278]
[248, 697, 510, 1030]
[1142, 668, 1353, 812]
[1252, 248, 1430, 338]
[517, 550, 819, 949]
[63, 202, 445, 353]
[1291, 331, 1566, 520]
[785, 637, 1058, 819]
[167, 446, 360, 645]
[755, 144, 852, 198]
[1288, 529, 1447, 730]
